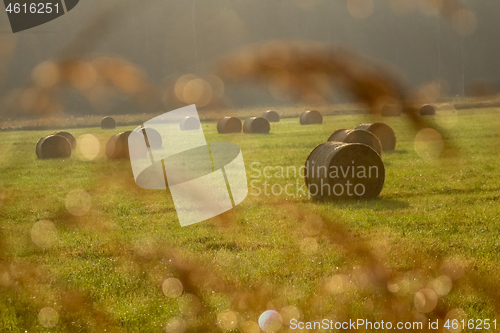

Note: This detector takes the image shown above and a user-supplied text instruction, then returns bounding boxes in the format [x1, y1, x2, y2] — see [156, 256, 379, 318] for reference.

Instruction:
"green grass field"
[1, 108, 500, 332]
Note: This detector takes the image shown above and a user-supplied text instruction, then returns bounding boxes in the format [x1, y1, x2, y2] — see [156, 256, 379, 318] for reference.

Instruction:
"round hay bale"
[381, 104, 402, 117]
[305, 142, 385, 200]
[101, 116, 116, 129]
[105, 131, 132, 159]
[52, 131, 76, 149]
[243, 117, 271, 134]
[327, 129, 350, 142]
[355, 123, 396, 151]
[419, 104, 436, 116]
[180, 117, 201, 131]
[300, 110, 323, 125]
[217, 117, 242, 134]
[327, 129, 382, 155]
[134, 127, 162, 149]
[261, 110, 280, 122]
[36, 135, 72, 159]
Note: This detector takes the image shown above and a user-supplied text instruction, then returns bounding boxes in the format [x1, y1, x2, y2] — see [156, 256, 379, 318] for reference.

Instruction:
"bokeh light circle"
[164, 317, 187, 333]
[387, 281, 400, 293]
[444, 308, 467, 333]
[414, 128, 444, 160]
[429, 275, 452, 296]
[280, 305, 301, 326]
[258, 310, 282, 333]
[32, 61, 60, 89]
[175, 74, 197, 102]
[174, 74, 214, 107]
[31, 220, 57, 248]
[206, 75, 225, 100]
[217, 310, 238, 331]
[65, 189, 92, 217]
[414, 288, 438, 313]
[325, 274, 348, 294]
[240, 320, 260, 333]
[77, 134, 101, 160]
[162, 278, 183, 298]
[178, 293, 202, 317]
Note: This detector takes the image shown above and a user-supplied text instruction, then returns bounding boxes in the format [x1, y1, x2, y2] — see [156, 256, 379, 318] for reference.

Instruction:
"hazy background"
[0, 0, 499, 115]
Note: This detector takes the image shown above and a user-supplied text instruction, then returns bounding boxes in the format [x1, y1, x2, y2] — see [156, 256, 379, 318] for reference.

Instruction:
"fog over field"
[1, 0, 499, 113]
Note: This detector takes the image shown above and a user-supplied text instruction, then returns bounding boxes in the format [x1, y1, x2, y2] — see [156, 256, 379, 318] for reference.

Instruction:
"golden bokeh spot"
[414, 288, 438, 313]
[217, 310, 238, 331]
[444, 308, 467, 333]
[32, 61, 60, 89]
[174, 74, 197, 102]
[99, 60, 147, 95]
[77, 134, 101, 161]
[178, 293, 201, 317]
[398, 273, 421, 295]
[429, 275, 452, 296]
[190, 79, 209, 105]
[164, 317, 187, 333]
[206, 75, 225, 100]
[38, 307, 59, 328]
[414, 128, 444, 160]
[174, 74, 217, 107]
[65, 61, 98, 91]
[240, 320, 260, 333]
[31, 220, 57, 249]
[325, 274, 348, 294]
[258, 310, 282, 333]
[387, 281, 400, 293]
[162, 277, 183, 298]
[441, 258, 466, 280]
[220, 51, 255, 79]
[183, 78, 213, 107]
[280, 305, 301, 326]
[64, 189, 92, 217]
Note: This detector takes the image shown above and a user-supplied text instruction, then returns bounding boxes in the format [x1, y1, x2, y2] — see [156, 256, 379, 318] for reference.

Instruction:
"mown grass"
[1, 108, 500, 332]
